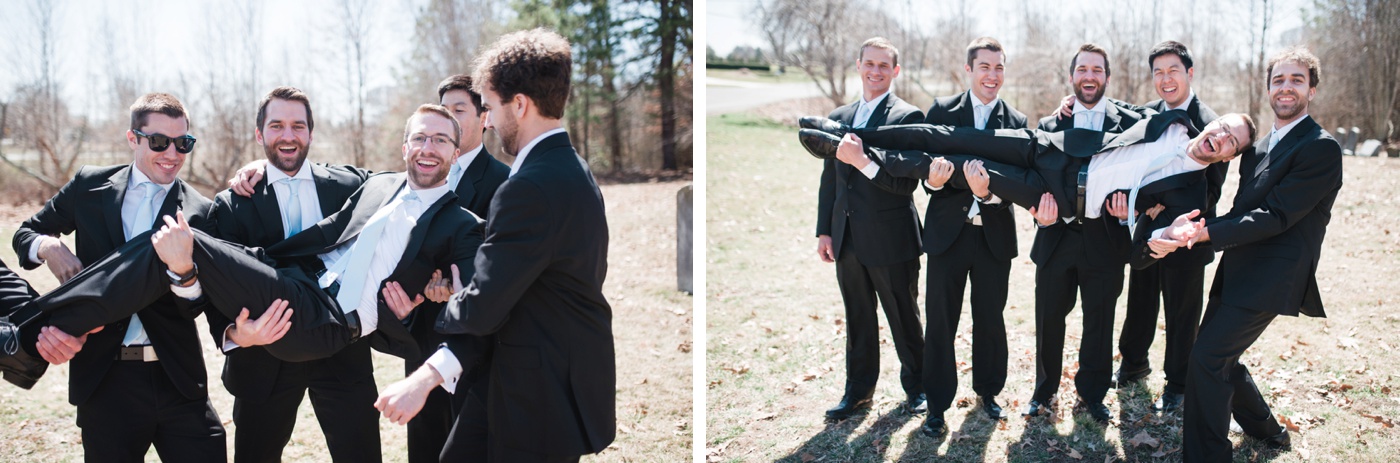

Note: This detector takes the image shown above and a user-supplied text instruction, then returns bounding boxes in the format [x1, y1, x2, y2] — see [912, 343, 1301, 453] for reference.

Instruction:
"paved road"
[706, 77, 855, 115]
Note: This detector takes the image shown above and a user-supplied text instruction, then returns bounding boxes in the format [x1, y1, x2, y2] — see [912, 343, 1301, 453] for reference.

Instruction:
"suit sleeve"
[440, 179, 555, 336]
[171, 199, 218, 321]
[0, 260, 39, 317]
[204, 195, 242, 349]
[1207, 139, 1342, 250]
[816, 159, 836, 237]
[12, 175, 81, 270]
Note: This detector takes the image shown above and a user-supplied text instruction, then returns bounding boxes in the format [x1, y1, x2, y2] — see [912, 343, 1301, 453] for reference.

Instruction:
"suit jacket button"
[962, 206, 969, 212]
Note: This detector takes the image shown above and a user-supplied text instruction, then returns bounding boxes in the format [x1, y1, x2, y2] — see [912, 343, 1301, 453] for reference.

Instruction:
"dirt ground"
[0, 178, 693, 462]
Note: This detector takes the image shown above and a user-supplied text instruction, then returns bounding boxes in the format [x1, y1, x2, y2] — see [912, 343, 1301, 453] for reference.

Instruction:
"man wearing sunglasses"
[7, 93, 227, 461]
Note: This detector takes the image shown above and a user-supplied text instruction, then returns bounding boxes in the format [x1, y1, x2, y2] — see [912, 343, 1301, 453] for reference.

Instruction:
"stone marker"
[1337, 127, 1351, 155]
[1348, 127, 1360, 154]
[1357, 139, 1384, 158]
[677, 184, 693, 294]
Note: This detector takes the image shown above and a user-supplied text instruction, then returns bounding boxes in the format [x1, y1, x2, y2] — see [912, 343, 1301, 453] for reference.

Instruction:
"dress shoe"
[905, 393, 928, 414]
[980, 395, 1006, 420]
[1260, 429, 1290, 449]
[1153, 391, 1184, 412]
[920, 414, 948, 438]
[0, 320, 49, 390]
[1076, 400, 1111, 424]
[798, 129, 841, 160]
[824, 395, 873, 420]
[1023, 399, 1052, 417]
[1113, 365, 1151, 388]
[798, 116, 850, 138]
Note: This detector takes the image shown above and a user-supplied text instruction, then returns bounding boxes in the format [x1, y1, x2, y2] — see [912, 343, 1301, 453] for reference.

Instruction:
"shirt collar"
[968, 90, 999, 109]
[1166, 91, 1196, 112]
[264, 161, 315, 184]
[1073, 99, 1106, 114]
[405, 179, 452, 206]
[1271, 114, 1309, 143]
[861, 89, 892, 109]
[509, 127, 568, 177]
[455, 144, 484, 171]
[128, 165, 174, 192]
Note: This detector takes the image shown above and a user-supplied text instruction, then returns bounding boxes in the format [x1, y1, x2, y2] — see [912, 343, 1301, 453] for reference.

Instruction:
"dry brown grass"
[706, 111, 1400, 462]
[0, 179, 692, 462]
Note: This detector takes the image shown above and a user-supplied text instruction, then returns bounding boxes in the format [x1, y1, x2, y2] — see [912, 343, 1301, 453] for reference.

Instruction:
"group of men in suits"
[0, 28, 615, 463]
[806, 37, 1341, 462]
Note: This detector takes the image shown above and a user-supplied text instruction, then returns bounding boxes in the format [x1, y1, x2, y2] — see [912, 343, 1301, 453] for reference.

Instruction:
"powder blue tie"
[281, 178, 303, 237]
[326, 191, 418, 314]
[447, 162, 463, 189]
[123, 182, 160, 346]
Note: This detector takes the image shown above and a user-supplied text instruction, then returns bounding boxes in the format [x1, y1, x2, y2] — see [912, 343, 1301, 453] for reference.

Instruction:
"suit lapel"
[336, 175, 405, 247]
[100, 167, 131, 244]
[867, 94, 893, 128]
[252, 176, 287, 239]
[1245, 117, 1317, 190]
[311, 164, 343, 216]
[391, 189, 459, 278]
[154, 180, 184, 225]
[1103, 102, 1125, 132]
[954, 92, 976, 128]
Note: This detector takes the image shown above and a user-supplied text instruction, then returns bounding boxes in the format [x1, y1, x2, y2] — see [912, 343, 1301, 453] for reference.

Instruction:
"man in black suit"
[208, 87, 381, 463]
[1112, 41, 1224, 412]
[812, 36, 926, 421]
[383, 29, 613, 463]
[911, 37, 1024, 436]
[1150, 48, 1342, 462]
[7, 93, 228, 461]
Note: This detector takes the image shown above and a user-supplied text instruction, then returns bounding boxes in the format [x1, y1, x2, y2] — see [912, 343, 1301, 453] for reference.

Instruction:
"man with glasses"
[6, 92, 228, 461]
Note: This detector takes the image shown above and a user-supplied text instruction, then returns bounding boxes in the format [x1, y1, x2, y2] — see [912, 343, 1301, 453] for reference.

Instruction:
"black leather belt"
[117, 345, 158, 362]
[1075, 161, 1089, 224]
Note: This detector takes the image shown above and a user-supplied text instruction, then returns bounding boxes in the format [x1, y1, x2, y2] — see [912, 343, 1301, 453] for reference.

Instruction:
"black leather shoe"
[980, 395, 1006, 420]
[825, 395, 873, 420]
[798, 116, 850, 137]
[798, 129, 841, 160]
[1076, 400, 1111, 424]
[1260, 429, 1290, 449]
[920, 414, 948, 438]
[1153, 391, 1184, 412]
[1023, 399, 1052, 417]
[0, 320, 49, 390]
[1113, 365, 1151, 388]
[905, 393, 927, 414]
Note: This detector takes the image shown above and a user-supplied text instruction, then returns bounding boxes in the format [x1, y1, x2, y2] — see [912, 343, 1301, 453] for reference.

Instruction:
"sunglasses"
[134, 130, 197, 154]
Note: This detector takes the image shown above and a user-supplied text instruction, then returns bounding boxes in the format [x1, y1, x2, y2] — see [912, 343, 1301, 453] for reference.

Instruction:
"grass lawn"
[708, 67, 814, 85]
[0, 179, 692, 462]
[705, 111, 1400, 462]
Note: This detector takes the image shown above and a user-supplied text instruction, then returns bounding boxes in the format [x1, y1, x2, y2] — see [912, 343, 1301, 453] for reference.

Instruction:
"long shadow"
[894, 405, 1002, 462]
[774, 406, 916, 463]
[1114, 380, 1161, 459]
[1004, 401, 1117, 462]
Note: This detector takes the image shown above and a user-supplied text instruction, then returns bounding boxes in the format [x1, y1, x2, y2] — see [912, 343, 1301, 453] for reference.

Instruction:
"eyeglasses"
[407, 133, 457, 148]
[134, 130, 197, 153]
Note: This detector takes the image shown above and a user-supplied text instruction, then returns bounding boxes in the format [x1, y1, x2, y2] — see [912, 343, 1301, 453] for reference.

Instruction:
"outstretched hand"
[375, 364, 443, 425]
[226, 299, 293, 348]
[382, 282, 426, 320]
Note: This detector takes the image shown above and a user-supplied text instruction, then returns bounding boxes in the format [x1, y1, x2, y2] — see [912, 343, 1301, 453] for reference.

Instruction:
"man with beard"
[4, 92, 227, 461]
[208, 87, 381, 463]
[1150, 48, 1342, 462]
[382, 28, 615, 462]
[0, 106, 488, 435]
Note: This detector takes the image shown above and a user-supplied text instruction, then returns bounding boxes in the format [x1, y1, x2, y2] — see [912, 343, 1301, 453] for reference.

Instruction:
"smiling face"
[1268, 60, 1316, 126]
[1187, 114, 1253, 164]
[966, 49, 1004, 104]
[257, 98, 313, 175]
[441, 89, 485, 151]
[401, 112, 459, 189]
[1151, 53, 1193, 108]
[128, 113, 189, 185]
[857, 46, 899, 99]
[1071, 51, 1109, 106]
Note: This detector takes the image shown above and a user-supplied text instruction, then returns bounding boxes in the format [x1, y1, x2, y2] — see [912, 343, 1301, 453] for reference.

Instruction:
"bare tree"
[339, 0, 374, 168]
[0, 0, 89, 192]
[758, 0, 864, 107]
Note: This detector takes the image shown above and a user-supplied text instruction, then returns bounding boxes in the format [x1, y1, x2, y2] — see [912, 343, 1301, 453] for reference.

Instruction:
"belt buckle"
[119, 345, 158, 362]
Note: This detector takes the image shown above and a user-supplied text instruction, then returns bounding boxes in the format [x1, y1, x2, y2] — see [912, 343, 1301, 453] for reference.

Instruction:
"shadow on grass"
[774, 407, 917, 463]
[894, 407, 1003, 462]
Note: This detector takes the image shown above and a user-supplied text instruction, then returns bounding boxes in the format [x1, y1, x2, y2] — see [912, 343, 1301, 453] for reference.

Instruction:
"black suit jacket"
[11, 165, 217, 405]
[817, 93, 925, 266]
[1144, 96, 1226, 217]
[1207, 116, 1342, 317]
[919, 91, 1023, 260]
[1125, 169, 1215, 270]
[266, 173, 487, 362]
[437, 132, 615, 456]
[0, 259, 38, 318]
[207, 163, 368, 402]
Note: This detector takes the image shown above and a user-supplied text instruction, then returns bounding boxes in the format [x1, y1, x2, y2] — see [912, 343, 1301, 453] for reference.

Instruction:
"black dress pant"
[1183, 301, 1283, 462]
[835, 238, 923, 399]
[76, 360, 225, 463]
[1119, 262, 1205, 394]
[25, 229, 356, 363]
[1030, 225, 1122, 405]
[923, 221, 1010, 414]
[231, 348, 381, 463]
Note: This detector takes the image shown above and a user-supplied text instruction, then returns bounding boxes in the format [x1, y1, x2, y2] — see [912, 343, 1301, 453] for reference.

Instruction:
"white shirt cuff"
[924, 181, 945, 191]
[28, 239, 45, 264]
[425, 346, 463, 394]
[859, 162, 880, 179]
[170, 279, 203, 300]
[1151, 227, 1167, 241]
[221, 324, 240, 352]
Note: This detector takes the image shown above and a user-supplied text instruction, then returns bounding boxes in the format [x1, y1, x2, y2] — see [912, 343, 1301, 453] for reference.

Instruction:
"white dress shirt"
[1072, 99, 1107, 131]
[508, 128, 568, 178]
[1083, 123, 1206, 218]
[265, 163, 325, 239]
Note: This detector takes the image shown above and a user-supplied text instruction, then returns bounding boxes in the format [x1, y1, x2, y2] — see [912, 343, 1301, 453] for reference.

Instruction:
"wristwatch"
[166, 264, 198, 287]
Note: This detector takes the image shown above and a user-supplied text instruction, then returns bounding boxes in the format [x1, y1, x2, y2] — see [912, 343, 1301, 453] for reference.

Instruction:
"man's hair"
[1236, 113, 1258, 148]
[965, 37, 1004, 68]
[471, 28, 572, 119]
[436, 74, 485, 113]
[256, 86, 315, 132]
[1069, 43, 1111, 77]
[403, 104, 462, 146]
[130, 93, 188, 131]
[1266, 47, 1322, 89]
[859, 37, 899, 67]
[1148, 40, 1193, 70]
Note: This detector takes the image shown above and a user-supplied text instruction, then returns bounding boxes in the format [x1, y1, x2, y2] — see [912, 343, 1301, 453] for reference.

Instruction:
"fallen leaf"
[1279, 414, 1301, 432]
[801, 452, 816, 462]
[1067, 447, 1082, 459]
[949, 431, 969, 442]
[1128, 430, 1161, 448]
[755, 412, 776, 421]
[808, 314, 820, 321]
[1361, 412, 1396, 428]
[723, 365, 750, 375]
[1151, 446, 1180, 458]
